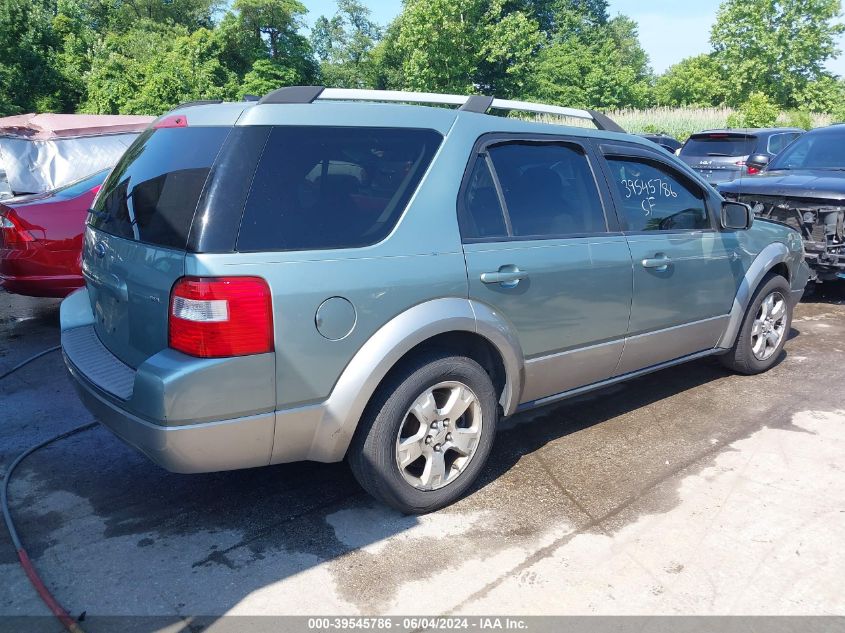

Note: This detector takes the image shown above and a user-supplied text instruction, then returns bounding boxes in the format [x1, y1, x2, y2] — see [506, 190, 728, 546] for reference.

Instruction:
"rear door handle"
[480, 266, 528, 288]
[641, 256, 672, 270]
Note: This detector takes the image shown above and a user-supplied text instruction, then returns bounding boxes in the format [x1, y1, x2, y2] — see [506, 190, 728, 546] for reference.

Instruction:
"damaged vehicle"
[719, 124, 845, 282]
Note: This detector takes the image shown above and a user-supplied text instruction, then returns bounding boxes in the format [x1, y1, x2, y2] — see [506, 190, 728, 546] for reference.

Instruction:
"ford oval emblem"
[94, 242, 106, 258]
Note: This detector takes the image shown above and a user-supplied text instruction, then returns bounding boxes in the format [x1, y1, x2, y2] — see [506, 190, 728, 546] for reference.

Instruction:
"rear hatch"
[84, 125, 231, 368]
[680, 133, 757, 185]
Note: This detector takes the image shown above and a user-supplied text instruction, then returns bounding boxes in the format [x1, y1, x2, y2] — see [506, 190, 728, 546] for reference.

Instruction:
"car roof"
[802, 123, 845, 135]
[165, 100, 643, 146]
[162, 87, 660, 147]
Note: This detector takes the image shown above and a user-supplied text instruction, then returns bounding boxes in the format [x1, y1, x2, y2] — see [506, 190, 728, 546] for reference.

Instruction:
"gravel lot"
[1, 288, 844, 631]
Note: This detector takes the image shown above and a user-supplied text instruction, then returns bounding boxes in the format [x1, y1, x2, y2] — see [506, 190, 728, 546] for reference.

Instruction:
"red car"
[0, 169, 107, 297]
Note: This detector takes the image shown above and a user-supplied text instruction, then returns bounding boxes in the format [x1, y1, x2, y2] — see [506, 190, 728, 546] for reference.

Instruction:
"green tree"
[312, 0, 382, 88]
[711, 0, 845, 108]
[387, 0, 541, 96]
[233, 0, 317, 83]
[727, 91, 780, 128]
[654, 54, 728, 107]
[239, 58, 299, 97]
[529, 12, 652, 109]
[0, 0, 68, 114]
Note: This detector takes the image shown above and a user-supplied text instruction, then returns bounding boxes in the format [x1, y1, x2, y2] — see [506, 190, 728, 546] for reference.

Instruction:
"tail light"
[747, 166, 761, 175]
[0, 213, 35, 247]
[169, 276, 273, 358]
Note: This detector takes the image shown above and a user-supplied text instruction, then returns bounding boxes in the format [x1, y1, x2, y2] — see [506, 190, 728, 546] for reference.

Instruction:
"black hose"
[0, 345, 61, 380]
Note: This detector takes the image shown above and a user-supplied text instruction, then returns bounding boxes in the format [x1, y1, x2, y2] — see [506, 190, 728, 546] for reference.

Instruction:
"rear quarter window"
[89, 127, 229, 249]
[236, 126, 442, 252]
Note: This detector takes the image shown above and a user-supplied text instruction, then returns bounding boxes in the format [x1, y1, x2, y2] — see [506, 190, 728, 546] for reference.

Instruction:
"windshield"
[681, 134, 756, 157]
[769, 132, 845, 170]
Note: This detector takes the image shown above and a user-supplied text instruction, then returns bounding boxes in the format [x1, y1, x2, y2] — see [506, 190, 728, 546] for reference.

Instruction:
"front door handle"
[480, 266, 528, 288]
[641, 255, 672, 270]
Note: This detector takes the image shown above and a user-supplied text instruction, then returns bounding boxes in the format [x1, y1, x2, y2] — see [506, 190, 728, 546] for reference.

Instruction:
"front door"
[600, 146, 739, 374]
[459, 137, 633, 406]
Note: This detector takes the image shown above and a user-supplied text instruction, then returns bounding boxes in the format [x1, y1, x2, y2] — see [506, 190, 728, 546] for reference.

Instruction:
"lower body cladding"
[63, 343, 342, 474]
[740, 195, 845, 281]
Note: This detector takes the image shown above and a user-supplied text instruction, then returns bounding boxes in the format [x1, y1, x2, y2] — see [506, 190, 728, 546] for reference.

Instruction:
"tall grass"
[531, 107, 836, 141]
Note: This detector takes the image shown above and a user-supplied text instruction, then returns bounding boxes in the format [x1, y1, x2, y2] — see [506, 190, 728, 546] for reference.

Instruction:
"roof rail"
[172, 99, 223, 110]
[256, 86, 625, 133]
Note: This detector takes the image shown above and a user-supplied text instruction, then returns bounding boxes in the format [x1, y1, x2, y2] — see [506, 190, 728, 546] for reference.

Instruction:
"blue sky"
[302, 0, 845, 77]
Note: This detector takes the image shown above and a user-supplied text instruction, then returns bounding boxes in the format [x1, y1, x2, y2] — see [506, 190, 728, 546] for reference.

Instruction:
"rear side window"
[89, 127, 229, 249]
[767, 133, 800, 155]
[461, 141, 606, 240]
[236, 127, 442, 252]
[681, 134, 756, 157]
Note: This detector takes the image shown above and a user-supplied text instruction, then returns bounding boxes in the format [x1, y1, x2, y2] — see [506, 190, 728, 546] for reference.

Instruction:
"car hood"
[719, 169, 845, 202]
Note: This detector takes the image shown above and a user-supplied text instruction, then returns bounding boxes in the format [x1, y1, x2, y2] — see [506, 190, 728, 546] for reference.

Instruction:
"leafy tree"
[387, 0, 541, 96]
[233, 0, 317, 83]
[529, 13, 652, 109]
[239, 58, 299, 97]
[0, 0, 69, 114]
[105, 0, 222, 32]
[726, 91, 780, 128]
[654, 54, 728, 107]
[711, 0, 845, 108]
[312, 0, 382, 88]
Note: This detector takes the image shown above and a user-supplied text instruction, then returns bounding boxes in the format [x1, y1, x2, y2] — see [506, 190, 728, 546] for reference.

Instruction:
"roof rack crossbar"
[256, 86, 623, 132]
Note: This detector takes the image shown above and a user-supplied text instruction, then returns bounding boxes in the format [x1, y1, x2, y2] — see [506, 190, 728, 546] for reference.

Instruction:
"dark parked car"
[720, 124, 845, 281]
[680, 128, 803, 185]
[639, 133, 682, 154]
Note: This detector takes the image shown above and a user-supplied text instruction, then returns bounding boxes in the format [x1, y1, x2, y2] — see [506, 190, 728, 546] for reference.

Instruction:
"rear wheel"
[720, 274, 792, 375]
[348, 352, 498, 514]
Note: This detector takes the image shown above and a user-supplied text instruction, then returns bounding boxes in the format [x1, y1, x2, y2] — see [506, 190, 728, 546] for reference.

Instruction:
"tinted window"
[237, 127, 442, 251]
[89, 127, 229, 249]
[459, 158, 507, 239]
[54, 169, 108, 199]
[485, 142, 606, 237]
[769, 131, 845, 170]
[767, 133, 799, 155]
[681, 135, 756, 157]
[608, 158, 710, 232]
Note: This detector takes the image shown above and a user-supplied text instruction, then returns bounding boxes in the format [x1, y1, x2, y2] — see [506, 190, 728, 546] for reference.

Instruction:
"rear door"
[460, 135, 633, 405]
[84, 126, 231, 368]
[598, 143, 738, 374]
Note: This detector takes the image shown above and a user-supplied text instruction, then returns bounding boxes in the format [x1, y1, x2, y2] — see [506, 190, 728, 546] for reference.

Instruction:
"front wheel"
[720, 274, 792, 375]
[348, 352, 498, 514]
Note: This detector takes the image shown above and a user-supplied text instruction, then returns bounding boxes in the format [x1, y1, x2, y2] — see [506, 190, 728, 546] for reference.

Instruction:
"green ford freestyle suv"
[61, 87, 810, 513]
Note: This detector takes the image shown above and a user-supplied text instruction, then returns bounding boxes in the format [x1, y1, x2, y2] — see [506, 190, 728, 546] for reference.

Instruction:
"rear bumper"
[66, 355, 276, 473]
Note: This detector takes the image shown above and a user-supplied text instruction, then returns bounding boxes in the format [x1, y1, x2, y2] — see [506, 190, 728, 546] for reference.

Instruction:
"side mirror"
[721, 201, 754, 230]
[746, 153, 770, 172]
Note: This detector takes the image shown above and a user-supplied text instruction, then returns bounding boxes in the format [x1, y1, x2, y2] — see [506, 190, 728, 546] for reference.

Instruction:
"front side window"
[236, 126, 442, 252]
[608, 158, 710, 232]
[461, 141, 606, 240]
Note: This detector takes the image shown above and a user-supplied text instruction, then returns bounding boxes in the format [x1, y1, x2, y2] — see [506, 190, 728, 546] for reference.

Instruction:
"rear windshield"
[236, 126, 442, 252]
[681, 135, 756, 157]
[88, 127, 229, 249]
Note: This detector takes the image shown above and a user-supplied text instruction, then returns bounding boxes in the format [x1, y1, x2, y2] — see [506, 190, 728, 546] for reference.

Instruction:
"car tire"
[719, 273, 792, 375]
[348, 352, 498, 514]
